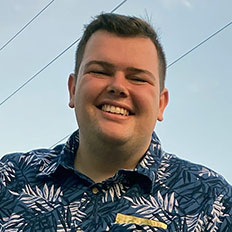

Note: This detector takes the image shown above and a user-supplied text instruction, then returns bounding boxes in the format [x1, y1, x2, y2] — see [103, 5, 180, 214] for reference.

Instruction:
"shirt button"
[92, 187, 99, 194]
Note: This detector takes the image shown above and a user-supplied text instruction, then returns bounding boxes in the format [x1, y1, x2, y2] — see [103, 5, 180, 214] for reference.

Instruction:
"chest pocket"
[111, 213, 167, 231]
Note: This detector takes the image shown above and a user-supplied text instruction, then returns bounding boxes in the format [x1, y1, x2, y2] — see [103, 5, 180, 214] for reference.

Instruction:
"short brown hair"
[75, 13, 166, 90]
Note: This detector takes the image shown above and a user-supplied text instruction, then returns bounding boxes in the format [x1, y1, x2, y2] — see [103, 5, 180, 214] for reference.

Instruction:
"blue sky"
[0, 0, 231, 184]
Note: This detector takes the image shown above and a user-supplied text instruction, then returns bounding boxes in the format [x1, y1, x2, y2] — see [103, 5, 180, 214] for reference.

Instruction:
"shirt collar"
[134, 132, 165, 192]
[37, 130, 79, 178]
[37, 130, 164, 193]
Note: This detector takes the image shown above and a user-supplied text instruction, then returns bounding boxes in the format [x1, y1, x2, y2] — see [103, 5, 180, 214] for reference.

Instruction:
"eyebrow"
[84, 60, 155, 79]
[84, 60, 115, 71]
[126, 67, 155, 79]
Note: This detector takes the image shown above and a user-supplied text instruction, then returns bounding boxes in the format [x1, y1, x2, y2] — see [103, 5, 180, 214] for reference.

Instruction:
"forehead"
[81, 30, 159, 74]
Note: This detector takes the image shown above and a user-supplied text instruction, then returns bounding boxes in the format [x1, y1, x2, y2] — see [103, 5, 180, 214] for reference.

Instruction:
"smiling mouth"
[98, 104, 130, 116]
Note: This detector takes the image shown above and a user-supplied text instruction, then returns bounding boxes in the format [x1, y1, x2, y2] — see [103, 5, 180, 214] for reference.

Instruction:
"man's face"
[68, 30, 168, 146]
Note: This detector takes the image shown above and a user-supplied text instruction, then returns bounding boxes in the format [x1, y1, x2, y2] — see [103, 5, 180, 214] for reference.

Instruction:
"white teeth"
[101, 104, 129, 116]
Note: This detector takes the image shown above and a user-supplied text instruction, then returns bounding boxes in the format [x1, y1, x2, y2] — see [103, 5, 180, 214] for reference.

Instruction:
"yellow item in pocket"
[115, 213, 167, 229]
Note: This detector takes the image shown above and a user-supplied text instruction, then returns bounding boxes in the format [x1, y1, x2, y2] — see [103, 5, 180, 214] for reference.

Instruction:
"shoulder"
[0, 144, 64, 187]
[1, 144, 63, 167]
[158, 152, 231, 194]
[154, 152, 232, 229]
[158, 153, 232, 216]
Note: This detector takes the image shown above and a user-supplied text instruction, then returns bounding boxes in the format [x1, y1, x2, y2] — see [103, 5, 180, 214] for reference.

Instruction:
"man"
[0, 13, 231, 231]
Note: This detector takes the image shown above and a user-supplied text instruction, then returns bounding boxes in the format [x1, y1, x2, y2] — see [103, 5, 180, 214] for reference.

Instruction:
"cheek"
[75, 77, 106, 107]
[133, 87, 159, 116]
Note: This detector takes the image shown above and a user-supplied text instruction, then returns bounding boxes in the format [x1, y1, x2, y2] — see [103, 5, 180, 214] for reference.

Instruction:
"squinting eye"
[131, 77, 147, 82]
[89, 70, 108, 75]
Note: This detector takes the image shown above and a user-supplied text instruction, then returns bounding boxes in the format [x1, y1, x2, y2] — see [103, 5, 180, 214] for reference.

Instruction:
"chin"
[98, 130, 130, 146]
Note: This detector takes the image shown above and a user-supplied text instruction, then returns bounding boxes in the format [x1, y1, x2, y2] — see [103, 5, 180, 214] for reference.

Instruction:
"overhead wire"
[0, 39, 80, 107]
[49, 133, 71, 149]
[47, 0, 128, 149]
[49, 18, 232, 148]
[110, 0, 127, 13]
[167, 19, 232, 68]
[0, 1, 230, 147]
[0, 0, 55, 52]
[0, 0, 128, 108]
[1, 17, 231, 108]
[50, 19, 232, 148]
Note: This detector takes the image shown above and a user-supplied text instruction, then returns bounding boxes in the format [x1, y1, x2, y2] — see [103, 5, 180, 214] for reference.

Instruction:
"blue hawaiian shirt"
[0, 130, 232, 231]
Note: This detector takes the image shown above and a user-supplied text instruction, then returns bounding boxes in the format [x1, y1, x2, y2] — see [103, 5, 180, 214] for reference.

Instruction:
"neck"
[74, 133, 150, 183]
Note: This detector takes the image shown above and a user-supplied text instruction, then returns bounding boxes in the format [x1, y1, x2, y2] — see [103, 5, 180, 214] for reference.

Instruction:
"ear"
[157, 88, 169, 121]
[68, 74, 76, 108]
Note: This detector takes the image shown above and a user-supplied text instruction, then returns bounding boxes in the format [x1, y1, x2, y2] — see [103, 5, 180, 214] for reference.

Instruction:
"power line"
[0, 0, 128, 108]
[167, 19, 232, 68]
[0, 0, 55, 52]
[50, 19, 232, 147]
[1, 1, 230, 146]
[49, 1, 129, 149]
[110, 0, 127, 13]
[49, 133, 72, 149]
[0, 38, 80, 107]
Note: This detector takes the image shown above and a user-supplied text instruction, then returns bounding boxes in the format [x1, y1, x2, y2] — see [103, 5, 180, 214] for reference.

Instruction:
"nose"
[106, 72, 129, 97]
